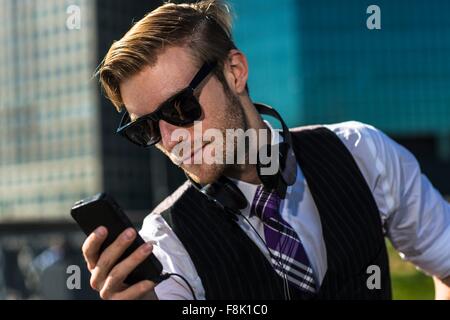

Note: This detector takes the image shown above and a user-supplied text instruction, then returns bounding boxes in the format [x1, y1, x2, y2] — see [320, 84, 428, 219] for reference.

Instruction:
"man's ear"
[223, 49, 249, 95]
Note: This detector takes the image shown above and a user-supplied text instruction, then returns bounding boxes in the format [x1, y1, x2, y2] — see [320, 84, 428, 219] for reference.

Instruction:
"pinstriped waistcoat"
[159, 127, 392, 299]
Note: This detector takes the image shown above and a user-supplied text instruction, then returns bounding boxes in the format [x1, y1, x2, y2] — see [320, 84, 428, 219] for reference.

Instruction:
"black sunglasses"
[116, 61, 217, 148]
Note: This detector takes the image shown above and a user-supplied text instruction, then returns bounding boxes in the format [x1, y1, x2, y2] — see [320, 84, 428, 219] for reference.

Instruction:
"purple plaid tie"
[250, 186, 316, 293]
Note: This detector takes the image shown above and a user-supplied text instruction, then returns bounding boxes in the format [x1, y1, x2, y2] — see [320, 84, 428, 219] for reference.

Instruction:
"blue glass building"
[232, 0, 449, 193]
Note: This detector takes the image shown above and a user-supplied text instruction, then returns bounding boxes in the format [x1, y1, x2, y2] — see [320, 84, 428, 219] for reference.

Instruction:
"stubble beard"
[182, 90, 248, 185]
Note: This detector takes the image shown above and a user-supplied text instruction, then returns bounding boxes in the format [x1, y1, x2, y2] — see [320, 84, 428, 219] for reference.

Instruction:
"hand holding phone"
[71, 193, 163, 299]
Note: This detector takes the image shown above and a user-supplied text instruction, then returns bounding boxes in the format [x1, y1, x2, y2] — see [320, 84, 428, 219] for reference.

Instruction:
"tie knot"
[250, 185, 281, 219]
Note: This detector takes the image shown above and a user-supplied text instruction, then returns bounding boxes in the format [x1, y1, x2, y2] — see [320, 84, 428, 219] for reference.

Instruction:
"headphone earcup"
[278, 142, 297, 186]
[256, 142, 284, 192]
[204, 176, 248, 214]
[187, 173, 247, 217]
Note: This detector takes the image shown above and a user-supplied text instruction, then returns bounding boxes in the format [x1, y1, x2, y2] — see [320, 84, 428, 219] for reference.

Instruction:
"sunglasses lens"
[118, 91, 202, 148]
[124, 118, 160, 147]
[161, 90, 202, 126]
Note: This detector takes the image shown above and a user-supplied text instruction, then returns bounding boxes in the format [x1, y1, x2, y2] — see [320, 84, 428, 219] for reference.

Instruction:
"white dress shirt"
[139, 121, 450, 300]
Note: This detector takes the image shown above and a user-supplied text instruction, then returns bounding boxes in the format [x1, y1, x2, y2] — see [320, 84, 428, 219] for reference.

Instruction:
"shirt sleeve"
[327, 121, 450, 279]
[139, 213, 206, 300]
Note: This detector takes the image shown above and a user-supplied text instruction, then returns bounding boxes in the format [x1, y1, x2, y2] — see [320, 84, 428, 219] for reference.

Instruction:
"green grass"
[387, 241, 434, 300]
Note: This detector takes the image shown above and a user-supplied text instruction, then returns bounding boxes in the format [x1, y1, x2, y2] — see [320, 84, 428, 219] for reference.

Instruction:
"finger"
[103, 243, 154, 291]
[111, 280, 156, 300]
[82, 226, 107, 271]
[91, 228, 136, 290]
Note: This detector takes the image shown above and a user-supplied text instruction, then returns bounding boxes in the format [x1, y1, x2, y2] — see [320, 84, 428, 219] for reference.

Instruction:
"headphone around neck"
[186, 103, 297, 218]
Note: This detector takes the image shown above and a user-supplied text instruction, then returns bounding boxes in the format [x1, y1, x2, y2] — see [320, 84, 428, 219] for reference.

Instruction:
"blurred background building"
[0, 0, 177, 299]
[0, 0, 448, 299]
[233, 0, 450, 194]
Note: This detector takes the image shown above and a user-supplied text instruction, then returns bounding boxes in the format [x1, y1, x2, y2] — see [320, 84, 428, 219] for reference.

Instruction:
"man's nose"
[159, 119, 186, 151]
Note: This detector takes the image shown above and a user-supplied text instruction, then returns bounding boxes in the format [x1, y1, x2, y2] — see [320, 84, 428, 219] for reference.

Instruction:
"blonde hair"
[98, 0, 239, 112]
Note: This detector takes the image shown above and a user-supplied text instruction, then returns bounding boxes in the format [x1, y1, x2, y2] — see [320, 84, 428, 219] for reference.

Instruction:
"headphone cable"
[158, 272, 198, 300]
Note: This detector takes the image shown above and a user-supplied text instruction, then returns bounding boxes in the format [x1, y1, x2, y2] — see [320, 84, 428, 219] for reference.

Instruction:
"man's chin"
[182, 164, 225, 185]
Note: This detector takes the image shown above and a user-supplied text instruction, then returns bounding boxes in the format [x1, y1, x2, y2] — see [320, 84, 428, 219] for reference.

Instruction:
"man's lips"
[173, 142, 211, 165]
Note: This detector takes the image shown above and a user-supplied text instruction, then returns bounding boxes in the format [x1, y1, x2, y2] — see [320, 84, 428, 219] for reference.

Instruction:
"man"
[82, 0, 450, 300]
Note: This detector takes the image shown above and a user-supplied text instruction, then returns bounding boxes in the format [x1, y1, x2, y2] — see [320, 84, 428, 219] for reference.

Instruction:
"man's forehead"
[121, 46, 198, 119]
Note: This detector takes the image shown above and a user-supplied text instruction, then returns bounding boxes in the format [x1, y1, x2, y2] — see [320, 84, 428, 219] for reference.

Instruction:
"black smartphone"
[70, 193, 163, 285]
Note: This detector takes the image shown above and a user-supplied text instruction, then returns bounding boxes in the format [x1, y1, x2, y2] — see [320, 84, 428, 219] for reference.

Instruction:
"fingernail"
[95, 226, 106, 237]
[123, 228, 135, 240]
[141, 243, 152, 254]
